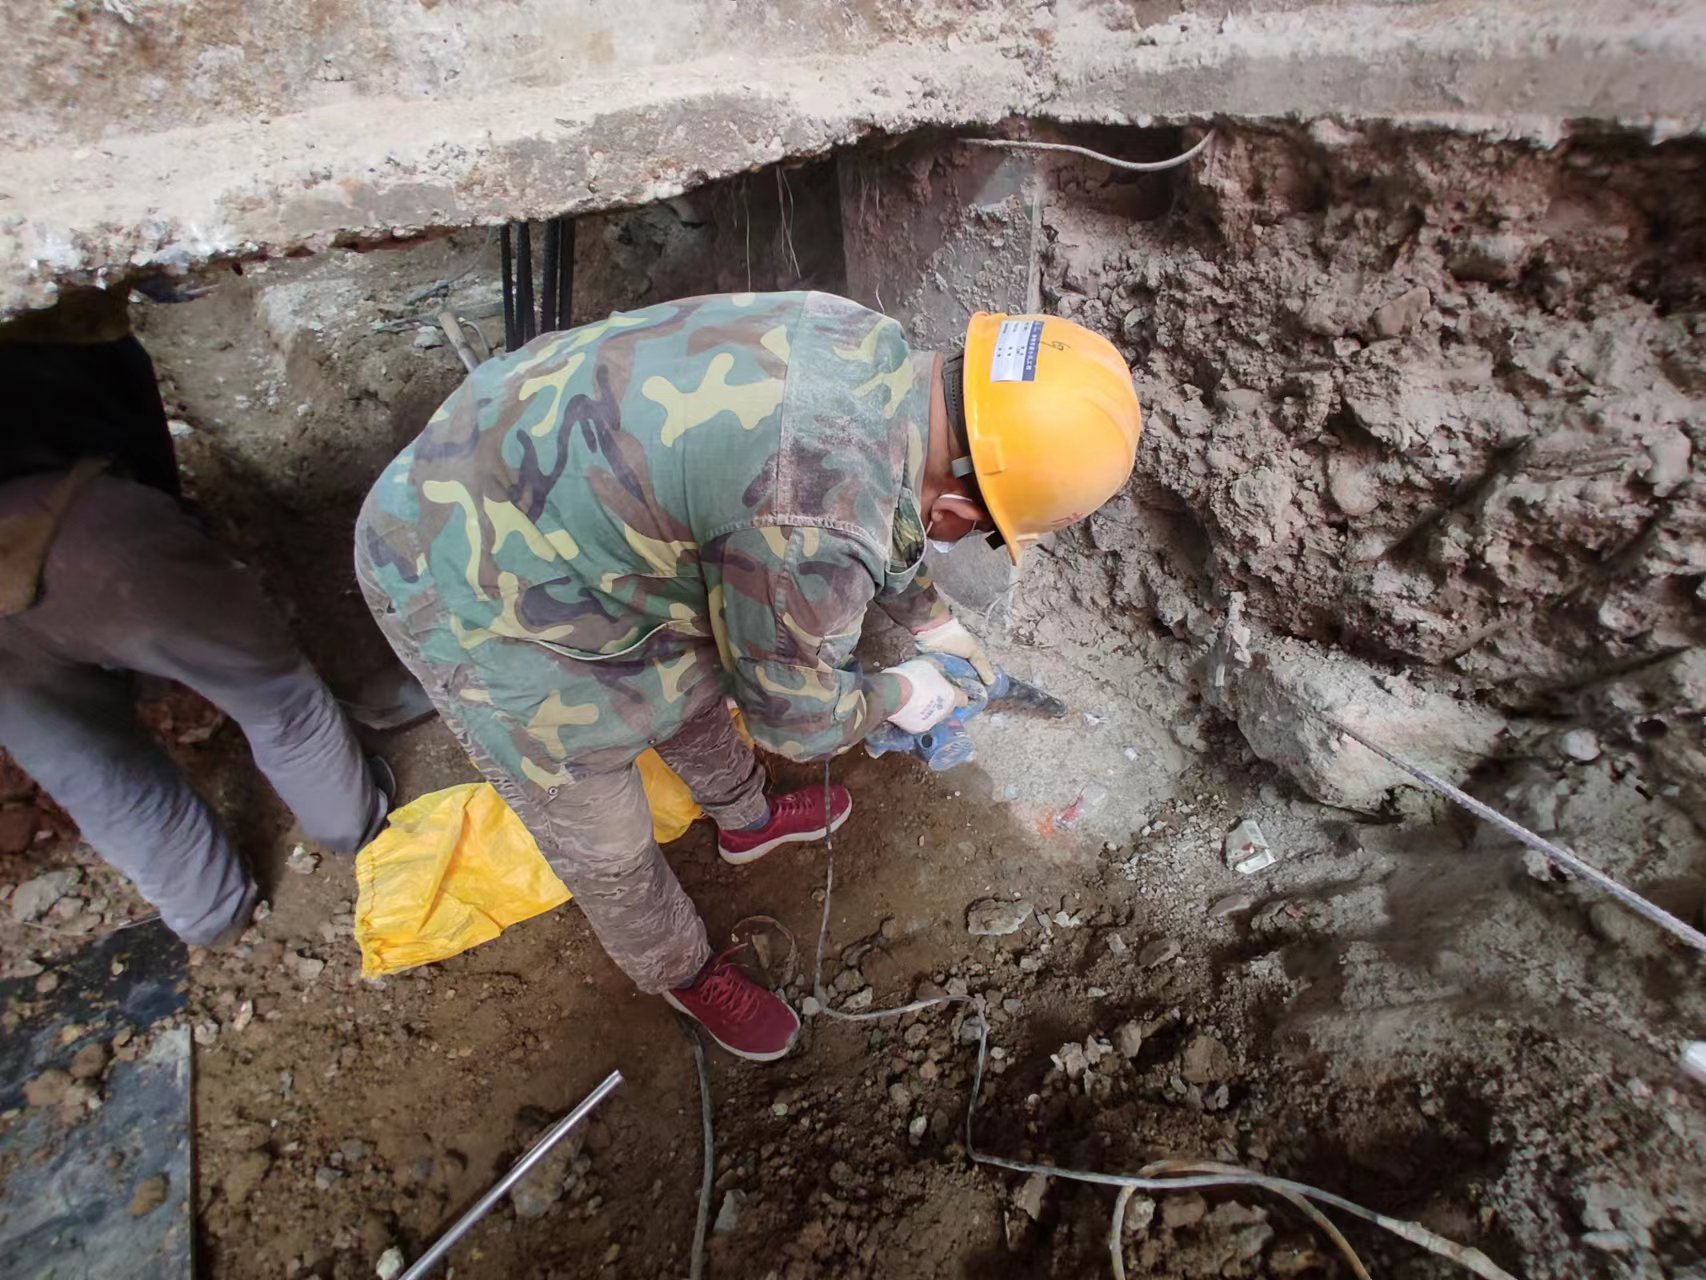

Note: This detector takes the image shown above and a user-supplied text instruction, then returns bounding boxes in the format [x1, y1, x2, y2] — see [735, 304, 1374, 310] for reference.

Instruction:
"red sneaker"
[663, 948, 801, 1061]
[716, 785, 853, 866]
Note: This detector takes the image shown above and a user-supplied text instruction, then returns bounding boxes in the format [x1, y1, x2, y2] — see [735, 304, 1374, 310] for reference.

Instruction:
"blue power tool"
[865, 654, 1068, 771]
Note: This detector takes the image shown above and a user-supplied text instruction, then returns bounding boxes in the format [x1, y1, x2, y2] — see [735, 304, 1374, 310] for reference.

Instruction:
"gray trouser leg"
[0, 655, 255, 945]
[653, 702, 769, 831]
[2, 472, 384, 855]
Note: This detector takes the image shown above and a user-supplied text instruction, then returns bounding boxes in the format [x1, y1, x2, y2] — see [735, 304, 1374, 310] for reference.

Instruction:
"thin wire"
[1301, 704, 1706, 956]
[683, 1020, 713, 1280]
[803, 762, 1515, 1279]
[776, 167, 801, 280]
[961, 131, 1216, 173]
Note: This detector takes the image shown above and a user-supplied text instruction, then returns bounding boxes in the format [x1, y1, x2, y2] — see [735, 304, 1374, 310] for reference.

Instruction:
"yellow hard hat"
[957, 311, 1142, 564]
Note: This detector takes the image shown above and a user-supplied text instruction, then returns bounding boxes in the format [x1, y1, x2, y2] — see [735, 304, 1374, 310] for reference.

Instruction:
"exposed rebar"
[499, 225, 516, 352]
[515, 221, 535, 345]
[398, 1070, 622, 1280]
[540, 219, 559, 332]
[1304, 704, 1706, 956]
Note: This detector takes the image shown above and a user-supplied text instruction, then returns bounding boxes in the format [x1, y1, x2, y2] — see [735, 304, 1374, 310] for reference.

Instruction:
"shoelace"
[694, 950, 764, 1022]
[769, 790, 814, 823]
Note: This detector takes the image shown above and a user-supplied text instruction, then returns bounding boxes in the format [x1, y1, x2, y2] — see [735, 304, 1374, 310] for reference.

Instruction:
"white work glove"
[913, 617, 997, 685]
[883, 658, 964, 733]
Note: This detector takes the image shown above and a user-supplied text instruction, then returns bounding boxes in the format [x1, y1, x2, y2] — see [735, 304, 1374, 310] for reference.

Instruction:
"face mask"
[928, 538, 959, 554]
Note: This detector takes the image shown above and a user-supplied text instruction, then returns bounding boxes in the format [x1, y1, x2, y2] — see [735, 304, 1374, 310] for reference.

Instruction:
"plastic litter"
[353, 734, 726, 976]
[1056, 784, 1109, 831]
[1223, 818, 1277, 874]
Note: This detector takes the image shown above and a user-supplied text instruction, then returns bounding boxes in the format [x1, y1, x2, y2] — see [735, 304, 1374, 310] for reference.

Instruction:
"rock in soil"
[222, 1151, 274, 1207]
[10, 868, 82, 923]
[966, 898, 1033, 936]
[1138, 938, 1180, 968]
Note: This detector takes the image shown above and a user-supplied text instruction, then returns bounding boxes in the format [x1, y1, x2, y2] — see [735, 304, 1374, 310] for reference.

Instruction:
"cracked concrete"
[7, 0, 1706, 315]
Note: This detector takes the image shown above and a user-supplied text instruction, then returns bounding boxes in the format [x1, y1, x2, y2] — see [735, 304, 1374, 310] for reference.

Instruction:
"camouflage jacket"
[358, 291, 950, 789]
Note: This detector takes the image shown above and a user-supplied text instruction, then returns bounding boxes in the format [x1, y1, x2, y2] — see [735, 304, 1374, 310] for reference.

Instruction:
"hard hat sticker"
[989, 319, 1044, 383]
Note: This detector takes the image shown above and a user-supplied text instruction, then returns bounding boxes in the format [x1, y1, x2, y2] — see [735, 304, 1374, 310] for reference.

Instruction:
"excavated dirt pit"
[2, 123, 1704, 1280]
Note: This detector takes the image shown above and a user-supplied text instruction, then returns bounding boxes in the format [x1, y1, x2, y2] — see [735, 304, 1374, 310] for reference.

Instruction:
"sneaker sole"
[662, 992, 800, 1062]
[717, 801, 853, 867]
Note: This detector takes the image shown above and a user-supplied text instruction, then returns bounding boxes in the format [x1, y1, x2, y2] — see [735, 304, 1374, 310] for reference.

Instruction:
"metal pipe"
[499, 225, 516, 352]
[397, 1069, 623, 1280]
[435, 310, 481, 374]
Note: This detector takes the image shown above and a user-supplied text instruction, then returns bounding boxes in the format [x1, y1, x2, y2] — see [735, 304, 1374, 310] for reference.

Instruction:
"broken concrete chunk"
[1208, 629, 1504, 813]
[1122, 1195, 1157, 1233]
[509, 1128, 585, 1220]
[1208, 893, 1255, 918]
[286, 844, 320, 875]
[713, 1190, 745, 1235]
[11, 868, 82, 923]
[1368, 285, 1430, 338]
[1223, 819, 1278, 875]
[842, 987, 874, 1011]
[966, 899, 1033, 936]
[1116, 1021, 1145, 1059]
[1138, 938, 1181, 969]
[1326, 452, 1381, 517]
[1448, 232, 1529, 284]
[1682, 1041, 1706, 1085]
[1559, 728, 1602, 763]
[376, 1246, 406, 1280]
[1180, 1034, 1235, 1085]
[1162, 1193, 1208, 1229]
[1013, 1173, 1049, 1222]
[1054, 1042, 1089, 1080]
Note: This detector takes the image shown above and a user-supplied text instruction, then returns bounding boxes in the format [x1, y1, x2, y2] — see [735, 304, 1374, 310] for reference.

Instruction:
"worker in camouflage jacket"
[357, 290, 1140, 1059]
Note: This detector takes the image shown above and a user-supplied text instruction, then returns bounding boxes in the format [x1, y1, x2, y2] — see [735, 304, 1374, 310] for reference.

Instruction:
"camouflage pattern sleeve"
[875, 561, 951, 633]
[703, 525, 905, 761]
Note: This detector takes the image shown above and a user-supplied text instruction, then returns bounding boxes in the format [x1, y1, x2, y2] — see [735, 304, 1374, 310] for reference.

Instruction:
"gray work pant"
[355, 542, 766, 992]
[0, 473, 384, 945]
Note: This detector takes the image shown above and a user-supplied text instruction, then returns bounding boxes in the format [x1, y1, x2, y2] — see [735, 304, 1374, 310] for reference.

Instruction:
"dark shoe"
[715, 785, 852, 866]
[663, 948, 801, 1062]
[368, 755, 396, 808]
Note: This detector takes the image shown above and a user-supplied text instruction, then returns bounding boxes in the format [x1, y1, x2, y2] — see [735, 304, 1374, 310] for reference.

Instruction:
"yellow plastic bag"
[353, 782, 570, 977]
[353, 715, 747, 975]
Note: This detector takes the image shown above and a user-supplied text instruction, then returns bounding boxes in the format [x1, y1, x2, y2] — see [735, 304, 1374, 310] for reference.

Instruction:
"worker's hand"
[883, 658, 968, 733]
[912, 617, 997, 686]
